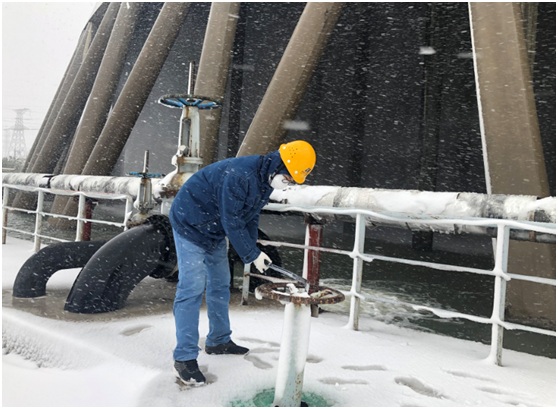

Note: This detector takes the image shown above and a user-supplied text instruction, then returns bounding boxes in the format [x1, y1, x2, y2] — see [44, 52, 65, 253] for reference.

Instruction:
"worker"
[169, 140, 316, 385]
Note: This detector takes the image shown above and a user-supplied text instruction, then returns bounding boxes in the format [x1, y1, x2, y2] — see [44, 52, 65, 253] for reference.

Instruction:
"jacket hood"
[258, 150, 284, 184]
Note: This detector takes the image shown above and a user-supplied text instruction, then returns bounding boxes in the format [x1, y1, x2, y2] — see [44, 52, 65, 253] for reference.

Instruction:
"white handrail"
[257, 202, 556, 366]
[2, 183, 555, 366]
[2, 185, 134, 249]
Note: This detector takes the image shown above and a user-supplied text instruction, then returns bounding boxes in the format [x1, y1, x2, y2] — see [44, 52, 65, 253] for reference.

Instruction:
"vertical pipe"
[82, 2, 191, 177]
[413, 4, 449, 252]
[348, 213, 366, 330]
[187, 60, 197, 95]
[194, 2, 241, 166]
[273, 303, 312, 407]
[34, 191, 44, 253]
[237, 3, 344, 157]
[489, 224, 510, 366]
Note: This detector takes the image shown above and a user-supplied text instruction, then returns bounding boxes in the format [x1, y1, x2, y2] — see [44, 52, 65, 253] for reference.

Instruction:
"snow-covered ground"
[2, 237, 555, 407]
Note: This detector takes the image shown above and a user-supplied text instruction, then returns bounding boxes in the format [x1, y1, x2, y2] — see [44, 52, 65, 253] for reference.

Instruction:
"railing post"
[348, 213, 366, 330]
[124, 196, 134, 230]
[75, 194, 86, 242]
[241, 263, 251, 305]
[34, 190, 45, 252]
[303, 214, 324, 317]
[2, 186, 9, 244]
[489, 223, 510, 366]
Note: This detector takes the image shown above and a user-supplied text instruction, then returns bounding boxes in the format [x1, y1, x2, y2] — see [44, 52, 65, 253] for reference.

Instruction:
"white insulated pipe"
[3, 173, 555, 241]
[269, 185, 556, 223]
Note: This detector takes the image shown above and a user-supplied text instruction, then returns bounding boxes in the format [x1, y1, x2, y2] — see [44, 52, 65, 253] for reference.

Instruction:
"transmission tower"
[5, 108, 29, 160]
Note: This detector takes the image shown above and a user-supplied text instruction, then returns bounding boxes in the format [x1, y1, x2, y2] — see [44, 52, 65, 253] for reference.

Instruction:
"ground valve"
[255, 282, 344, 306]
[255, 282, 344, 407]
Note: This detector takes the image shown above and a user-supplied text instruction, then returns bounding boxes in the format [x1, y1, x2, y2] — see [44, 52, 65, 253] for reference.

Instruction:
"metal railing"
[257, 203, 556, 366]
[2, 184, 134, 252]
[2, 183, 556, 365]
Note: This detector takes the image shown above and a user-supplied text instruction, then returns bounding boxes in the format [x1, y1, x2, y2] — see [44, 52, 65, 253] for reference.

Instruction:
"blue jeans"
[172, 229, 232, 361]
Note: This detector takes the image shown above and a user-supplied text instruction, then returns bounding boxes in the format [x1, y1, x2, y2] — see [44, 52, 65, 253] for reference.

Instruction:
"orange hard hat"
[279, 140, 316, 184]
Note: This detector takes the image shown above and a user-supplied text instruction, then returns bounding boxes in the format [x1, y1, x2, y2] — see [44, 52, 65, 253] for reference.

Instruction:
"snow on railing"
[259, 203, 556, 366]
[2, 184, 133, 252]
[2, 182, 555, 366]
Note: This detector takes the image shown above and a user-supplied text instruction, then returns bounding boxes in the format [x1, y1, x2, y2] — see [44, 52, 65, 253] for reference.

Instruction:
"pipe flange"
[255, 283, 345, 305]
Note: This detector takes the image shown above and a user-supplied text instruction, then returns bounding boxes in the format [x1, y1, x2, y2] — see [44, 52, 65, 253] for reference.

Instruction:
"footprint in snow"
[244, 354, 273, 369]
[237, 337, 280, 348]
[120, 324, 152, 336]
[306, 354, 323, 363]
[318, 377, 368, 385]
[342, 364, 387, 371]
[445, 369, 495, 383]
[395, 376, 448, 400]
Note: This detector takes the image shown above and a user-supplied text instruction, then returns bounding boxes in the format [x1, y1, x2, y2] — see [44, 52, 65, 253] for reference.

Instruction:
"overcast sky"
[2, 2, 97, 151]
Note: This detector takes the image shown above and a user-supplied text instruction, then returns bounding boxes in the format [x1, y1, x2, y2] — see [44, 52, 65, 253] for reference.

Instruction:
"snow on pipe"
[2, 173, 555, 241]
[270, 185, 555, 222]
[2, 173, 161, 199]
[4, 172, 554, 222]
[269, 185, 556, 242]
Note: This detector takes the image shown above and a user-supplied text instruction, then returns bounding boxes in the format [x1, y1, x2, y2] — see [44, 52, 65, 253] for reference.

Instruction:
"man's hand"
[253, 251, 272, 273]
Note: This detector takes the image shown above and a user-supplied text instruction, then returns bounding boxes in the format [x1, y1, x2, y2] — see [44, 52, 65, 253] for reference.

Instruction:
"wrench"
[267, 263, 310, 292]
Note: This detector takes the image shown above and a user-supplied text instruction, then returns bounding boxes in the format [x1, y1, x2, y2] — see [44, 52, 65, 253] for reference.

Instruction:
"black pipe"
[64, 215, 176, 313]
[12, 241, 107, 298]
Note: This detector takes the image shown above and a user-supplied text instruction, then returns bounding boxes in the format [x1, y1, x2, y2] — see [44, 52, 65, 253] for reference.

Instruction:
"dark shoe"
[205, 340, 249, 355]
[174, 360, 206, 386]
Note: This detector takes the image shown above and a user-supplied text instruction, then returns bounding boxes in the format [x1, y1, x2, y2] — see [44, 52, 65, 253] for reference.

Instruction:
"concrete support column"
[469, 2, 555, 328]
[28, 3, 120, 175]
[469, 2, 549, 196]
[194, 2, 240, 167]
[52, 3, 142, 219]
[23, 24, 92, 174]
[64, 3, 141, 177]
[237, 3, 344, 157]
[81, 2, 190, 177]
[11, 28, 91, 210]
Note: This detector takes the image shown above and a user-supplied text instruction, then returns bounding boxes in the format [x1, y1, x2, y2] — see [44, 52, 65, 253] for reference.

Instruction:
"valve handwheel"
[255, 282, 345, 305]
[158, 94, 222, 110]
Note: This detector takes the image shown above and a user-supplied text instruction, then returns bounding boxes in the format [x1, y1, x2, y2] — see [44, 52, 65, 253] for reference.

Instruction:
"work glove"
[253, 251, 272, 273]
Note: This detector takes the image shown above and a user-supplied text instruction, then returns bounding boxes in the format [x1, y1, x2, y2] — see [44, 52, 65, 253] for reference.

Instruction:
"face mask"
[270, 174, 295, 190]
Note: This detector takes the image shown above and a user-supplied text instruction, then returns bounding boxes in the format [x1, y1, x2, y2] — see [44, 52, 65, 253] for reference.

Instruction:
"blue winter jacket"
[169, 151, 284, 264]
